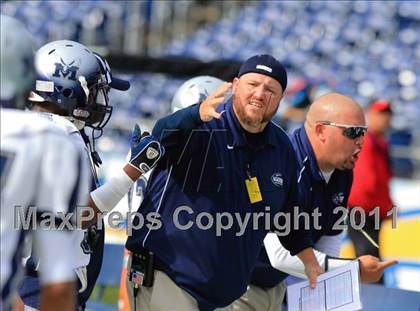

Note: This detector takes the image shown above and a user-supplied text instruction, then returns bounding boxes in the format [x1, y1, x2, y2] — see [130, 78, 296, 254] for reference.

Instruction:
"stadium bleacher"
[2, 1, 418, 117]
[2, 0, 419, 175]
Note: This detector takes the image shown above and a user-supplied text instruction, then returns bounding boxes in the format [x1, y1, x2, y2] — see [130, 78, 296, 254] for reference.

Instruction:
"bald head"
[304, 92, 366, 171]
[306, 93, 365, 126]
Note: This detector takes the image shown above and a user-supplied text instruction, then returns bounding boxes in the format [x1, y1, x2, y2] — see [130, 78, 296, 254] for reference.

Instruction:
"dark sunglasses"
[319, 121, 368, 139]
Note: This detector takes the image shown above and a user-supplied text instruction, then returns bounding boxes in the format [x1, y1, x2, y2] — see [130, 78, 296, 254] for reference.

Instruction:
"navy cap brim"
[109, 77, 130, 91]
[94, 52, 130, 91]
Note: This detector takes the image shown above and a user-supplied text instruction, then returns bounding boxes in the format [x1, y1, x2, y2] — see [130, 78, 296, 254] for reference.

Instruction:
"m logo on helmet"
[52, 59, 79, 81]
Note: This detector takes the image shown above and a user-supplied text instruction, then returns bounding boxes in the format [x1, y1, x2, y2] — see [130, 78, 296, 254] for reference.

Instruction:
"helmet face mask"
[30, 40, 113, 131]
[82, 80, 112, 130]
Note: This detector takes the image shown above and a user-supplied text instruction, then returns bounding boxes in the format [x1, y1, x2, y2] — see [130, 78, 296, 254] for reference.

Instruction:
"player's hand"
[128, 124, 164, 174]
[199, 82, 232, 122]
[358, 255, 398, 283]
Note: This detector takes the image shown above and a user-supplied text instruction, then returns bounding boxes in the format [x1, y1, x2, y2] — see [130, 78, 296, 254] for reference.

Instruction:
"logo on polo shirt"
[271, 173, 283, 187]
[332, 192, 345, 205]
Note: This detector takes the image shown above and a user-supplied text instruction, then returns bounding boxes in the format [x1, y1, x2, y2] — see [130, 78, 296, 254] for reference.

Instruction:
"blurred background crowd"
[2, 1, 419, 309]
[2, 0, 419, 179]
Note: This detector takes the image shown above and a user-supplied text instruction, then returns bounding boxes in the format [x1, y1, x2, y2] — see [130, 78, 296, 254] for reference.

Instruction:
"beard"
[233, 95, 279, 130]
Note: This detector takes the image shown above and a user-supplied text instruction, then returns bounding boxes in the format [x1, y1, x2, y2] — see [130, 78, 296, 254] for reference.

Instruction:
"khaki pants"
[126, 254, 199, 311]
[219, 282, 286, 311]
[126, 253, 285, 311]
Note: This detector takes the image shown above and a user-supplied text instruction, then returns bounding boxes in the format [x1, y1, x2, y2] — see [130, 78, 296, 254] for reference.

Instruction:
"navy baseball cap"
[94, 52, 130, 91]
[238, 54, 287, 92]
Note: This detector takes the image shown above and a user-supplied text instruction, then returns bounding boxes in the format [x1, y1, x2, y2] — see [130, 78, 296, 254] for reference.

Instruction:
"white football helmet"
[29, 40, 111, 130]
[171, 76, 227, 113]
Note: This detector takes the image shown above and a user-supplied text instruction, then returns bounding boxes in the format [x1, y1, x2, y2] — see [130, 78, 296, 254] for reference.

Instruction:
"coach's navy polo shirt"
[126, 99, 313, 310]
[250, 126, 353, 288]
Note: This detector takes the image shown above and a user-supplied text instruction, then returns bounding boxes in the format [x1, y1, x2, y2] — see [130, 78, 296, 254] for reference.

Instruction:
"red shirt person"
[349, 100, 394, 219]
[347, 99, 394, 283]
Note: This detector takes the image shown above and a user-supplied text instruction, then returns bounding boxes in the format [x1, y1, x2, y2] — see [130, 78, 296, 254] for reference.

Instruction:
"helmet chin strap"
[80, 75, 102, 166]
[63, 117, 85, 130]
[30, 76, 92, 132]
[78, 75, 90, 103]
[66, 75, 89, 129]
[77, 75, 104, 167]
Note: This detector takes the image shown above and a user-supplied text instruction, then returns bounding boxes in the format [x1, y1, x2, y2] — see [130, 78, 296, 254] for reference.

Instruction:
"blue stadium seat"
[2, 0, 419, 174]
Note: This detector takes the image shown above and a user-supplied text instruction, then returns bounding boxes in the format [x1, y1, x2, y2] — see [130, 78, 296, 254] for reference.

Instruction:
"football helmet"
[171, 76, 227, 113]
[0, 15, 36, 108]
[93, 52, 130, 91]
[29, 40, 112, 130]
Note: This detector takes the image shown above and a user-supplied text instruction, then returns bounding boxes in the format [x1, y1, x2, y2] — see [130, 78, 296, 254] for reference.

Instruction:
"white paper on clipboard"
[287, 260, 362, 311]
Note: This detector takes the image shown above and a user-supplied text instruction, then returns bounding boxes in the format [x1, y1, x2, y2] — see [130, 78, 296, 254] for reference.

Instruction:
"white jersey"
[0, 108, 89, 310]
[37, 113, 89, 158]
[33, 113, 97, 272]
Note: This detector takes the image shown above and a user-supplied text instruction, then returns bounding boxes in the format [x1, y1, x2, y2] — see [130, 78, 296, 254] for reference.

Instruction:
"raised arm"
[153, 82, 231, 152]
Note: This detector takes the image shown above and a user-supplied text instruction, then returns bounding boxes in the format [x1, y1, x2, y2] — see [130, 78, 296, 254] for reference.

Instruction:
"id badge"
[245, 176, 263, 204]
